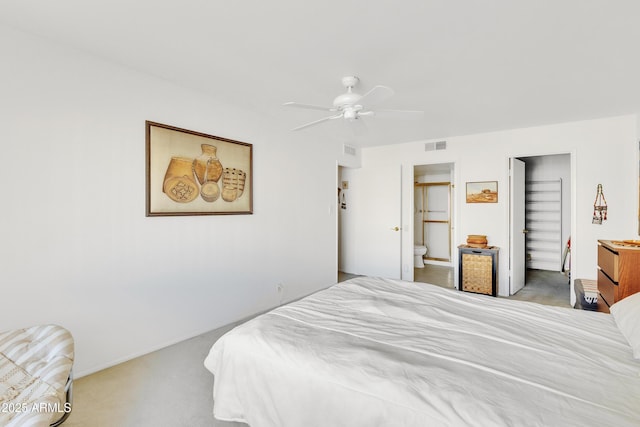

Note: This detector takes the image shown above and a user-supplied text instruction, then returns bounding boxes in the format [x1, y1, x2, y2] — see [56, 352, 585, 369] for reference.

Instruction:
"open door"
[357, 164, 403, 278]
[510, 158, 526, 294]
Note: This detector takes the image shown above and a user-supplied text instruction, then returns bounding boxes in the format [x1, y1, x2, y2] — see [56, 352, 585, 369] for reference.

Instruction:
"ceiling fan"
[283, 76, 423, 131]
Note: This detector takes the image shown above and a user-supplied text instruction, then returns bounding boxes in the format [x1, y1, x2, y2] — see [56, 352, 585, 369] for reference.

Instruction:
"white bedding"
[204, 277, 640, 427]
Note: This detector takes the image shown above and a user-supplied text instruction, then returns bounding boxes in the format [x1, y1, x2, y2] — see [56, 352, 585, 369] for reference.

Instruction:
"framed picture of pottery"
[466, 181, 498, 203]
[145, 121, 253, 216]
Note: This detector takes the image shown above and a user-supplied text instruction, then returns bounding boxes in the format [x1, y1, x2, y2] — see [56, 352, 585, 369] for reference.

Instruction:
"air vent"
[425, 141, 447, 151]
[343, 144, 357, 156]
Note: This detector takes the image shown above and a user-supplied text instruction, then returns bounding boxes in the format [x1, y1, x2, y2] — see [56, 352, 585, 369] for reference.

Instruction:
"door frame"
[416, 182, 452, 263]
[506, 150, 576, 301]
[337, 161, 403, 279]
[404, 161, 456, 282]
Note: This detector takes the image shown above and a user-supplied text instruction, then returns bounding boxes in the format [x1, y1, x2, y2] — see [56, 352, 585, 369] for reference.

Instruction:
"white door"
[357, 164, 402, 278]
[510, 158, 526, 294]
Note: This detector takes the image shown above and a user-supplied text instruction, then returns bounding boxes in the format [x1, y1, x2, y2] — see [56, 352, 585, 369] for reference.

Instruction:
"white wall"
[343, 115, 638, 299]
[0, 25, 358, 376]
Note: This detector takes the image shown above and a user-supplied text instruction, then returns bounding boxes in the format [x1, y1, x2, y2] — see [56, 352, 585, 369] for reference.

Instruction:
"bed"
[204, 276, 640, 426]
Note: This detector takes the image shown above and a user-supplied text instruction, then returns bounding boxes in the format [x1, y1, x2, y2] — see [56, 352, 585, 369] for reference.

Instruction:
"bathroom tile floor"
[414, 264, 455, 289]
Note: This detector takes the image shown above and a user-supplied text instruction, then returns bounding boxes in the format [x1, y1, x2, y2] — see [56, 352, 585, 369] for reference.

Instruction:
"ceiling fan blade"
[372, 109, 424, 119]
[283, 101, 335, 112]
[292, 113, 343, 131]
[357, 85, 394, 108]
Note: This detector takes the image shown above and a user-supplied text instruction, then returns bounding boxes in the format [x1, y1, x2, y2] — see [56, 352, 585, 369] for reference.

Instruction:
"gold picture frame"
[466, 181, 498, 203]
[145, 121, 253, 216]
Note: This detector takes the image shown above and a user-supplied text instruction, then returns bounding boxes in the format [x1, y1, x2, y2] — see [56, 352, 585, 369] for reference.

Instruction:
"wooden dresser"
[597, 240, 640, 307]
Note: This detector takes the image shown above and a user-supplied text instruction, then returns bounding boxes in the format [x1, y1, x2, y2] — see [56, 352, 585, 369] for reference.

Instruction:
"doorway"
[415, 182, 452, 262]
[414, 163, 455, 287]
[510, 154, 571, 295]
[338, 163, 402, 281]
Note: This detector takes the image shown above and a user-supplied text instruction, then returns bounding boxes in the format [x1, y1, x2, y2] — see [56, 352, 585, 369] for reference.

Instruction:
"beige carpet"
[64, 322, 245, 427]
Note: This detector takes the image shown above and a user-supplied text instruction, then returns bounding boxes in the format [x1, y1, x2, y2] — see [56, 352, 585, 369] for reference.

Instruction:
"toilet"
[414, 245, 428, 268]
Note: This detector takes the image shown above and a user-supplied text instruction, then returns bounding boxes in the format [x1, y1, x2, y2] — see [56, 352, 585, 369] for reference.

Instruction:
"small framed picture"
[146, 121, 253, 216]
[466, 181, 498, 203]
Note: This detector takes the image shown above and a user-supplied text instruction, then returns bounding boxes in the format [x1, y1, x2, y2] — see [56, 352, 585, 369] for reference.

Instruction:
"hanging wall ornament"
[592, 184, 607, 224]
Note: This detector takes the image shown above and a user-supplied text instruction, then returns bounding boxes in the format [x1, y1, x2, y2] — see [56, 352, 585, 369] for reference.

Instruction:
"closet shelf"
[525, 178, 562, 271]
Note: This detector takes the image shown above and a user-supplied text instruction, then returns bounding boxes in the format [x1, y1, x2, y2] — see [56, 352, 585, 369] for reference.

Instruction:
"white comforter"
[204, 277, 640, 427]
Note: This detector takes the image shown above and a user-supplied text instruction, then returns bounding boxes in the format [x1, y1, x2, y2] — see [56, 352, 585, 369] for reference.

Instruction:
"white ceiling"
[2, 0, 640, 147]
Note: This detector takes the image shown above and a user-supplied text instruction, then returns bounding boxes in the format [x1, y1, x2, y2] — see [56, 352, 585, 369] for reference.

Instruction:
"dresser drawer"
[598, 243, 619, 282]
[597, 269, 618, 307]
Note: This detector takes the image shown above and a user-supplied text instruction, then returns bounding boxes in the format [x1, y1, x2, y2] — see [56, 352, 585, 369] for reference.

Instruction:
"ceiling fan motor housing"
[334, 75, 363, 110]
[333, 93, 362, 109]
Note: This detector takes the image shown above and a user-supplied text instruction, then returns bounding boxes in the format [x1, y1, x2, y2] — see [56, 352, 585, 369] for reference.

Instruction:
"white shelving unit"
[415, 182, 451, 262]
[525, 179, 562, 271]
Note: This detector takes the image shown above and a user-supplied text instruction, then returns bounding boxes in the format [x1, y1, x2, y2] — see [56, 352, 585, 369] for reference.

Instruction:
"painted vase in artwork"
[193, 144, 223, 185]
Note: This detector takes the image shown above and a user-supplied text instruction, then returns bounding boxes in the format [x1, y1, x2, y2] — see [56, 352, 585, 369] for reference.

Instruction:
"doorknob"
[391, 226, 401, 231]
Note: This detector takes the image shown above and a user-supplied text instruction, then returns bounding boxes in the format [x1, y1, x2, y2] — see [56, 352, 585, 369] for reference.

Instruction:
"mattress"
[204, 277, 640, 427]
[0, 325, 74, 427]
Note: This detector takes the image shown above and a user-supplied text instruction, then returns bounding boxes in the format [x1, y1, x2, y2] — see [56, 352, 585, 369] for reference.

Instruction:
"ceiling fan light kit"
[283, 76, 423, 131]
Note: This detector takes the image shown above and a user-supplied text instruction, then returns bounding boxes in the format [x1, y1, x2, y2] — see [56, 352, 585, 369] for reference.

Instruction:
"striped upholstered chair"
[0, 325, 74, 427]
